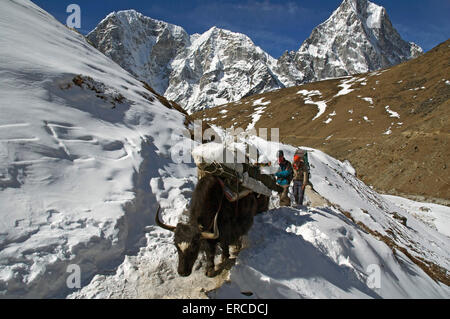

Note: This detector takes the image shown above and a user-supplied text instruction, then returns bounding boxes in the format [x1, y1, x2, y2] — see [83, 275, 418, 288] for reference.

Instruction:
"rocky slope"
[163, 26, 283, 113]
[86, 10, 190, 96]
[87, 0, 422, 113]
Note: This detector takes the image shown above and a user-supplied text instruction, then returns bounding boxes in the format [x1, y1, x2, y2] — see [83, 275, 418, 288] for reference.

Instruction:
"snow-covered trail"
[71, 134, 450, 299]
[214, 204, 448, 299]
[67, 229, 231, 299]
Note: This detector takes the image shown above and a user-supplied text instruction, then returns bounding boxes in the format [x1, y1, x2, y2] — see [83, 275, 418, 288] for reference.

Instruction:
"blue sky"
[32, 0, 449, 58]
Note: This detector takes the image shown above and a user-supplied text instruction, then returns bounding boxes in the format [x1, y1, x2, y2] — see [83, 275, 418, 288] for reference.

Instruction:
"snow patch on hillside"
[209, 136, 450, 299]
[297, 90, 328, 120]
[335, 78, 356, 97]
[385, 106, 400, 118]
[247, 107, 267, 131]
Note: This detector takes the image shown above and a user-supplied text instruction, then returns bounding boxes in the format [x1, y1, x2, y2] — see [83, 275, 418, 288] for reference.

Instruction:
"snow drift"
[0, 0, 191, 298]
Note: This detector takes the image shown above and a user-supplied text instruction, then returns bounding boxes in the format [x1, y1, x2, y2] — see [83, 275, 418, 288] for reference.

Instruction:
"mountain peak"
[339, 0, 377, 12]
[274, 0, 422, 85]
[335, 0, 385, 29]
[87, 10, 190, 95]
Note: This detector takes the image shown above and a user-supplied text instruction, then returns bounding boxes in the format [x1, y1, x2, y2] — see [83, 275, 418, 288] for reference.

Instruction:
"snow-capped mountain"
[275, 0, 423, 85]
[164, 27, 283, 113]
[86, 10, 190, 95]
[87, 0, 422, 113]
[88, 13, 283, 113]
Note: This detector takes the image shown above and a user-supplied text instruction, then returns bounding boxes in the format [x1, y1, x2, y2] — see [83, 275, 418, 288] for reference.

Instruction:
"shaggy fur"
[173, 174, 261, 277]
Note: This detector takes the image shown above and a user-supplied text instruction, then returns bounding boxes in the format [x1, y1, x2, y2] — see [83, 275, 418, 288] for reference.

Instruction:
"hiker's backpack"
[294, 149, 310, 179]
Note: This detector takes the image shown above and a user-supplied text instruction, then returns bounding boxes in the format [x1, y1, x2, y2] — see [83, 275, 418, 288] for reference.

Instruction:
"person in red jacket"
[292, 150, 309, 207]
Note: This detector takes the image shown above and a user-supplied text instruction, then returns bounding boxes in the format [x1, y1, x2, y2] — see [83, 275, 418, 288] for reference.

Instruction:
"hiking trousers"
[293, 180, 305, 206]
[278, 184, 291, 206]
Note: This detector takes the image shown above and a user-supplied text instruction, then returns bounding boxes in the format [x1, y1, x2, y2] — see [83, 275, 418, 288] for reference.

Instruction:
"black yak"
[155, 174, 268, 277]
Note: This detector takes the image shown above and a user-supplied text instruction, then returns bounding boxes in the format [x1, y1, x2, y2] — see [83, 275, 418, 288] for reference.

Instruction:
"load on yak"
[155, 142, 280, 277]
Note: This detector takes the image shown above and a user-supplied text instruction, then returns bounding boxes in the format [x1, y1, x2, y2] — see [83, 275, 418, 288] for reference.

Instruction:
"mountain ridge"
[87, 0, 422, 113]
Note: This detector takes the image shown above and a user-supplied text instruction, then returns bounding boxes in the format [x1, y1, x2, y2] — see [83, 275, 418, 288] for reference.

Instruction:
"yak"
[155, 174, 269, 277]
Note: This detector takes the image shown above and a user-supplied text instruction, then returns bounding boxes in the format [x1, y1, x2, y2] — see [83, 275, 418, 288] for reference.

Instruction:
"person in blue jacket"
[275, 150, 293, 206]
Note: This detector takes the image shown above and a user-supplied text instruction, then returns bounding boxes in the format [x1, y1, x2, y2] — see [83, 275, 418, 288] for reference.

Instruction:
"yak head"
[155, 206, 219, 277]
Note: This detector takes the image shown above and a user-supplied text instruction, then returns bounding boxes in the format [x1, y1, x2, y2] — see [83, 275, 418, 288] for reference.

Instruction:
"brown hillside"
[193, 39, 450, 204]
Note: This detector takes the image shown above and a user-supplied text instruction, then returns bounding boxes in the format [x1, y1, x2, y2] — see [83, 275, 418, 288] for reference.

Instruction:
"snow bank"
[6, 0, 448, 299]
[242, 98, 271, 130]
[217, 206, 446, 298]
[0, 0, 190, 298]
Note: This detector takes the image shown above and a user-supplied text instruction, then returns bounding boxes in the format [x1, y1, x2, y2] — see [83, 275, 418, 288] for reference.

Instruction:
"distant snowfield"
[1, 0, 449, 299]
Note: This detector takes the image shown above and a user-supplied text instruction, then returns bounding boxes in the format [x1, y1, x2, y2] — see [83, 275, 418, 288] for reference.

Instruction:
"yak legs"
[204, 240, 217, 277]
[218, 240, 241, 271]
[203, 239, 243, 277]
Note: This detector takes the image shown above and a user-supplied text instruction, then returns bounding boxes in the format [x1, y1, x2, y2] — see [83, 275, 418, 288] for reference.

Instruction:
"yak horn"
[200, 212, 219, 240]
[155, 206, 176, 232]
